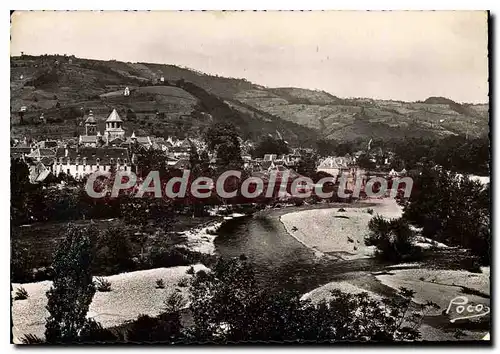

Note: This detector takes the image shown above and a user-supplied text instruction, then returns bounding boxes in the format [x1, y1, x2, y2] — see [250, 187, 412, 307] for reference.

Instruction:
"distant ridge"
[10, 54, 489, 143]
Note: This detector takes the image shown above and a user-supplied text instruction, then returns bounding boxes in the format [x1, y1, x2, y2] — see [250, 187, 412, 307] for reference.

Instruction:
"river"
[215, 204, 387, 295]
[214, 203, 490, 341]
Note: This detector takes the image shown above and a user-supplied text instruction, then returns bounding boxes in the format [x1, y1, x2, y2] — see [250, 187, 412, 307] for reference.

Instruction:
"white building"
[53, 147, 131, 179]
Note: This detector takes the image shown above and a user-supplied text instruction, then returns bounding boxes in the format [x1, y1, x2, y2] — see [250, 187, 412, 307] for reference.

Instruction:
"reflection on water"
[215, 212, 383, 294]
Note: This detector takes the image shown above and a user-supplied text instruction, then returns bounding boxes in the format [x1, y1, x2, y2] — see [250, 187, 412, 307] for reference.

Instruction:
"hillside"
[10, 55, 489, 144]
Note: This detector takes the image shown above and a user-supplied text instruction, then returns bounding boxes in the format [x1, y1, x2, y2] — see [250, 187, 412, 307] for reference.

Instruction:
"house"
[317, 156, 351, 178]
[11, 147, 55, 183]
[53, 147, 131, 179]
[28, 161, 51, 183]
[169, 145, 190, 159]
[263, 154, 277, 162]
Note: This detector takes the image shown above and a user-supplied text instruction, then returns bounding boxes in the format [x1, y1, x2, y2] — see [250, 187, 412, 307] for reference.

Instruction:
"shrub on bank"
[365, 216, 421, 262]
[156, 279, 166, 289]
[14, 286, 29, 300]
[146, 247, 216, 269]
[94, 277, 112, 292]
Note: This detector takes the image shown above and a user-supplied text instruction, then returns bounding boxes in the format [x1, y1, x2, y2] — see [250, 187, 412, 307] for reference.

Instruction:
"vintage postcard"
[10, 10, 490, 344]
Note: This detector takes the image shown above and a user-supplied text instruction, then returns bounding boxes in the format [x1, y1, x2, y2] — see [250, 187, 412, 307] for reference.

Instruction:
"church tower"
[85, 110, 97, 135]
[104, 108, 125, 140]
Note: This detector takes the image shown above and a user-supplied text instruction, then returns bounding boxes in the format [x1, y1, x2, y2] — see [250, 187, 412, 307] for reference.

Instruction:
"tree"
[11, 158, 46, 225]
[187, 142, 211, 216]
[365, 216, 419, 262]
[205, 122, 243, 171]
[126, 108, 137, 121]
[134, 146, 168, 177]
[316, 139, 337, 157]
[45, 224, 97, 343]
[11, 239, 34, 282]
[295, 153, 318, 178]
[357, 153, 376, 170]
[11, 158, 33, 224]
[401, 165, 490, 264]
[252, 136, 289, 158]
[189, 256, 258, 341]
[95, 227, 134, 274]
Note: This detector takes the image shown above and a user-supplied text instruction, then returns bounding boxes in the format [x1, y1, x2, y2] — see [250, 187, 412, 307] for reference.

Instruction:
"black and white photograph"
[9, 10, 491, 344]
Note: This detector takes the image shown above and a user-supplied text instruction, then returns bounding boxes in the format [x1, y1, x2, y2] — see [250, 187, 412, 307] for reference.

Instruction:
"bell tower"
[85, 110, 97, 136]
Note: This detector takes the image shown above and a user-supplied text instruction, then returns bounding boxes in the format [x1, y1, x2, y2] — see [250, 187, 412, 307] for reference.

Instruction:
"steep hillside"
[235, 92, 489, 140]
[10, 55, 489, 144]
[10, 55, 317, 144]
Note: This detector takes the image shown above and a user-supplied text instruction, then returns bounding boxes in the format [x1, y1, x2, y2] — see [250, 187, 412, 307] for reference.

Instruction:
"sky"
[10, 11, 489, 103]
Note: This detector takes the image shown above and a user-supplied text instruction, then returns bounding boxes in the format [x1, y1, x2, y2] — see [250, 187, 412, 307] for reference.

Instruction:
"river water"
[214, 203, 490, 341]
[215, 205, 385, 295]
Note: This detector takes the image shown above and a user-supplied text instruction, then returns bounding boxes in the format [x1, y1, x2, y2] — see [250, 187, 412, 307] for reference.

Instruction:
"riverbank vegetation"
[365, 216, 421, 262]
[399, 164, 490, 265]
[20, 238, 436, 344]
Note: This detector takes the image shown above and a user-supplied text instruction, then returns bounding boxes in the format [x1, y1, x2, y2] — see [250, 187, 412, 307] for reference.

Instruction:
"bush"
[365, 216, 420, 262]
[367, 208, 374, 215]
[14, 286, 29, 300]
[186, 266, 195, 275]
[79, 318, 120, 343]
[127, 314, 182, 343]
[94, 277, 112, 292]
[156, 279, 165, 289]
[164, 290, 187, 313]
[402, 166, 490, 265]
[95, 228, 134, 274]
[11, 241, 34, 283]
[460, 256, 482, 273]
[20, 333, 45, 344]
[147, 247, 216, 269]
[177, 277, 190, 288]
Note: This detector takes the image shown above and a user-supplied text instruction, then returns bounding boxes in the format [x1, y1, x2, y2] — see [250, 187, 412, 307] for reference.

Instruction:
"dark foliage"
[127, 314, 182, 344]
[11, 239, 34, 282]
[295, 153, 318, 179]
[205, 122, 244, 171]
[251, 136, 290, 158]
[94, 227, 134, 274]
[187, 257, 431, 343]
[45, 224, 96, 343]
[94, 277, 112, 292]
[20, 334, 45, 344]
[365, 216, 420, 262]
[401, 165, 490, 264]
[79, 319, 121, 343]
[14, 286, 29, 300]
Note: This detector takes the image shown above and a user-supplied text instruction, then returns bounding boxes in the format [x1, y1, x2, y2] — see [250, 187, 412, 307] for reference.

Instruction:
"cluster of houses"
[11, 107, 405, 185]
[10, 108, 308, 182]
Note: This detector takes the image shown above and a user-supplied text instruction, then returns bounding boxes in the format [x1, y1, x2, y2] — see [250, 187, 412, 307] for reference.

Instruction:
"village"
[11, 99, 408, 194]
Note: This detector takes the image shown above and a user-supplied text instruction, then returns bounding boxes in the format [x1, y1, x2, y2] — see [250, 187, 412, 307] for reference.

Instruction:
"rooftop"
[105, 109, 123, 123]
